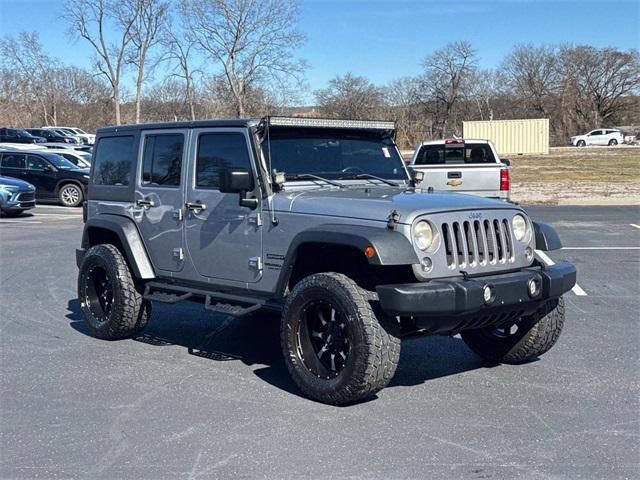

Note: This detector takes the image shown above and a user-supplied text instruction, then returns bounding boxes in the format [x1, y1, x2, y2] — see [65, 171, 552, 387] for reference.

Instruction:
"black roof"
[97, 118, 260, 134]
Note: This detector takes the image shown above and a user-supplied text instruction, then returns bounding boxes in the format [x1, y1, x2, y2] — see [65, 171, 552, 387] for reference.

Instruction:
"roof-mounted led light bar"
[266, 116, 395, 130]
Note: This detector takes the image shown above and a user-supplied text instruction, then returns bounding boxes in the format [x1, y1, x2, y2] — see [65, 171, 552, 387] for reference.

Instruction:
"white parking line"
[562, 247, 640, 250]
[630, 224, 640, 229]
[535, 249, 587, 296]
[0, 220, 43, 224]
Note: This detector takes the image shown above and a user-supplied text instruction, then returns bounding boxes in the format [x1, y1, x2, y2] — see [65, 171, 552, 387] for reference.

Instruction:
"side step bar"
[204, 296, 261, 318]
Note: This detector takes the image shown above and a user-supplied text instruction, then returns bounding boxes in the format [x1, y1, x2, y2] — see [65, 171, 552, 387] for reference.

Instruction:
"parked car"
[75, 117, 576, 405]
[0, 128, 46, 144]
[570, 129, 624, 147]
[46, 148, 92, 168]
[26, 128, 80, 145]
[409, 138, 510, 200]
[0, 175, 36, 216]
[43, 126, 95, 145]
[0, 150, 89, 207]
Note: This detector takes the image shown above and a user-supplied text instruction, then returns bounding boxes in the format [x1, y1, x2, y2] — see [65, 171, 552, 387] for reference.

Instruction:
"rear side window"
[141, 134, 184, 186]
[93, 136, 134, 186]
[415, 144, 496, 165]
[196, 133, 252, 189]
[1, 154, 26, 169]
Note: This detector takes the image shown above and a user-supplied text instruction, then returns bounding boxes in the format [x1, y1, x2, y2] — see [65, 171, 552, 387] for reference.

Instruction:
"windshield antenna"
[265, 116, 278, 225]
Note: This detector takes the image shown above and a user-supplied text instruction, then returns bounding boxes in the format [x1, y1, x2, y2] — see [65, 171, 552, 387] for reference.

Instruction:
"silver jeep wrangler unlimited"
[76, 117, 576, 405]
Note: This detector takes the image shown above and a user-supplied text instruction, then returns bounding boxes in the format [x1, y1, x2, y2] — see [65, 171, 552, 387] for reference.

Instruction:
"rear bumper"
[377, 263, 576, 318]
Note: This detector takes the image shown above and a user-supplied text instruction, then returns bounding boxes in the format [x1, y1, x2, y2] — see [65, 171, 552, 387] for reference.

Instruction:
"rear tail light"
[444, 138, 465, 145]
[500, 168, 510, 191]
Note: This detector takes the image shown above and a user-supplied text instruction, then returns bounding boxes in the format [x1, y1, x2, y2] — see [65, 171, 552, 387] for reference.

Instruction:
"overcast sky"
[0, 0, 638, 96]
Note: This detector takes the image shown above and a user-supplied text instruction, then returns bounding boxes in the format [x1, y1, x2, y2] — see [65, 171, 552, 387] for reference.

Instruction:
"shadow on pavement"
[67, 298, 493, 402]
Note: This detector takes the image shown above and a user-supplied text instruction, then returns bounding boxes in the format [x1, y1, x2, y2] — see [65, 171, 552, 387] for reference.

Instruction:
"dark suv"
[0, 128, 46, 144]
[25, 128, 79, 145]
[0, 150, 89, 206]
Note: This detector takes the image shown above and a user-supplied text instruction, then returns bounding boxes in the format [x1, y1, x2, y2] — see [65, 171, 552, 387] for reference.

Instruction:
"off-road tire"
[59, 183, 83, 207]
[608, 139, 618, 146]
[281, 272, 400, 405]
[461, 297, 565, 364]
[78, 244, 150, 340]
[576, 140, 586, 147]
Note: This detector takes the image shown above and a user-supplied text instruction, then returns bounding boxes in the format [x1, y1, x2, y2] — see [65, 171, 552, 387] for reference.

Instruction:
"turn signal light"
[364, 246, 376, 259]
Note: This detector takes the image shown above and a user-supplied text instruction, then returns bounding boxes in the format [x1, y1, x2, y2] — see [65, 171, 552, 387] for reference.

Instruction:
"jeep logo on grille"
[469, 212, 483, 220]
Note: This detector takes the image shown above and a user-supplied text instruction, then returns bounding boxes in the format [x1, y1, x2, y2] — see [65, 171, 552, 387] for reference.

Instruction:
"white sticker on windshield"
[382, 147, 390, 158]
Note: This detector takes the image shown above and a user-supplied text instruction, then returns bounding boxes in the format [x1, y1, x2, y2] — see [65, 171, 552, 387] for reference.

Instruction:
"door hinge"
[248, 213, 263, 226]
[248, 256, 263, 271]
[173, 208, 183, 221]
[173, 248, 184, 261]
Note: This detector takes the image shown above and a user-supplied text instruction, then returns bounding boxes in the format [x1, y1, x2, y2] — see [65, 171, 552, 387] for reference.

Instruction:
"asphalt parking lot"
[1, 204, 639, 479]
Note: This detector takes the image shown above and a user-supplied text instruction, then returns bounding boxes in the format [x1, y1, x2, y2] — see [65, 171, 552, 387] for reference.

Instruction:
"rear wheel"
[78, 244, 150, 340]
[461, 298, 564, 364]
[281, 273, 400, 405]
[59, 183, 83, 207]
[608, 139, 618, 146]
[576, 140, 586, 147]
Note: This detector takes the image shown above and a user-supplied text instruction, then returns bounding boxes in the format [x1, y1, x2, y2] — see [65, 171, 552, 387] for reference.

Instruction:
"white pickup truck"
[408, 138, 510, 201]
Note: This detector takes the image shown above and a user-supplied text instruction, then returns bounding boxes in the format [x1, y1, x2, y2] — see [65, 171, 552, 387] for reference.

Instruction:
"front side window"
[142, 134, 184, 186]
[196, 133, 252, 189]
[1, 154, 26, 169]
[26, 155, 48, 170]
[93, 136, 134, 186]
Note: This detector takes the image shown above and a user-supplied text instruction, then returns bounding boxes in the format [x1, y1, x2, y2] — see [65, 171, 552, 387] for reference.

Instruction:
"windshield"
[45, 153, 78, 169]
[264, 129, 407, 181]
[17, 129, 33, 137]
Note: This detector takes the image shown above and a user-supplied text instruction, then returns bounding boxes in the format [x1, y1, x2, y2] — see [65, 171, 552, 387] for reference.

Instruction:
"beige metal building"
[463, 118, 549, 155]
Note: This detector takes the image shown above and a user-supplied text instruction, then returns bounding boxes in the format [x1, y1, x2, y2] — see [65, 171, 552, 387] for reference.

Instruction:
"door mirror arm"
[239, 191, 258, 209]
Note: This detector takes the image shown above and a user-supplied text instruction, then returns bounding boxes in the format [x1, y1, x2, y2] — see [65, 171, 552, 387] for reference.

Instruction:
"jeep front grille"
[442, 219, 514, 269]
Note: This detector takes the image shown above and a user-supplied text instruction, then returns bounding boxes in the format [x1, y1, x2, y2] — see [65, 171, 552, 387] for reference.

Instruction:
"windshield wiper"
[345, 173, 400, 187]
[286, 173, 343, 188]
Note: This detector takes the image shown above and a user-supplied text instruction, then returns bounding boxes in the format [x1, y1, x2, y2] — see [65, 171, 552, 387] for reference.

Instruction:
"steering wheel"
[340, 166, 365, 174]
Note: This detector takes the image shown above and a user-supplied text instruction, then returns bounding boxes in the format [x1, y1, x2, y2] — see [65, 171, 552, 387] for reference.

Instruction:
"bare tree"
[561, 45, 640, 128]
[163, 14, 200, 121]
[416, 41, 477, 137]
[315, 73, 384, 119]
[124, 0, 169, 123]
[383, 77, 426, 148]
[181, 0, 306, 117]
[65, 0, 139, 124]
[501, 44, 560, 119]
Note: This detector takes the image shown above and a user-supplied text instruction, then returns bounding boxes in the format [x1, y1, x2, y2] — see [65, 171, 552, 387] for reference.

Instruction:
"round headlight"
[512, 214, 528, 241]
[414, 221, 434, 251]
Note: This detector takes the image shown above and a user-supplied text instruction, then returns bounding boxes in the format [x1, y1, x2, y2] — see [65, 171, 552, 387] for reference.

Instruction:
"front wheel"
[461, 298, 565, 364]
[576, 140, 586, 147]
[59, 183, 83, 207]
[281, 273, 400, 405]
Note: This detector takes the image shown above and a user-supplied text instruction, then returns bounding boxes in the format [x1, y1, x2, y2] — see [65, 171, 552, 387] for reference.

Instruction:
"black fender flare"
[533, 221, 562, 251]
[275, 224, 419, 296]
[80, 214, 155, 279]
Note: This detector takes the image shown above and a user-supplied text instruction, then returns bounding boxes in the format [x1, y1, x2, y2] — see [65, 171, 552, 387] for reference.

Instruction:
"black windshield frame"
[262, 128, 409, 182]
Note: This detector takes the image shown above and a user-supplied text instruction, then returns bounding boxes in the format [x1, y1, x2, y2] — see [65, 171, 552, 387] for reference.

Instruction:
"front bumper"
[1, 190, 36, 212]
[377, 263, 576, 317]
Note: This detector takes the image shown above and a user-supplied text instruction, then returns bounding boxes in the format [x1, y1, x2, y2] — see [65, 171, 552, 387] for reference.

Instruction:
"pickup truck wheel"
[78, 244, 150, 340]
[608, 139, 618, 146]
[461, 298, 564, 364]
[576, 140, 586, 147]
[281, 272, 400, 405]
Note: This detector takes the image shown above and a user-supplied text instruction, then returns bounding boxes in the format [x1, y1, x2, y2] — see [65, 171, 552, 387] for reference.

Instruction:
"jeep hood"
[273, 186, 519, 224]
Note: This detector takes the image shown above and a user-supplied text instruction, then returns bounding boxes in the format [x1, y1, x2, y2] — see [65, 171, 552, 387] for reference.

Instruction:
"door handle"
[185, 201, 207, 211]
[447, 171, 462, 179]
[137, 198, 155, 208]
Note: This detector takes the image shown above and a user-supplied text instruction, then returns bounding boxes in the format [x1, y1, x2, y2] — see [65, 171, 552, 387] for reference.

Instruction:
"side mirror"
[408, 167, 424, 187]
[44, 164, 55, 172]
[502, 159, 511, 166]
[219, 167, 254, 193]
[219, 167, 258, 209]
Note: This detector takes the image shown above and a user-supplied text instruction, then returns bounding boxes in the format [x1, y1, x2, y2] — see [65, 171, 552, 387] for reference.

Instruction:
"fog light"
[483, 284, 495, 304]
[525, 247, 533, 261]
[421, 257, 433, 272]
[527, 278, 541, 297]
